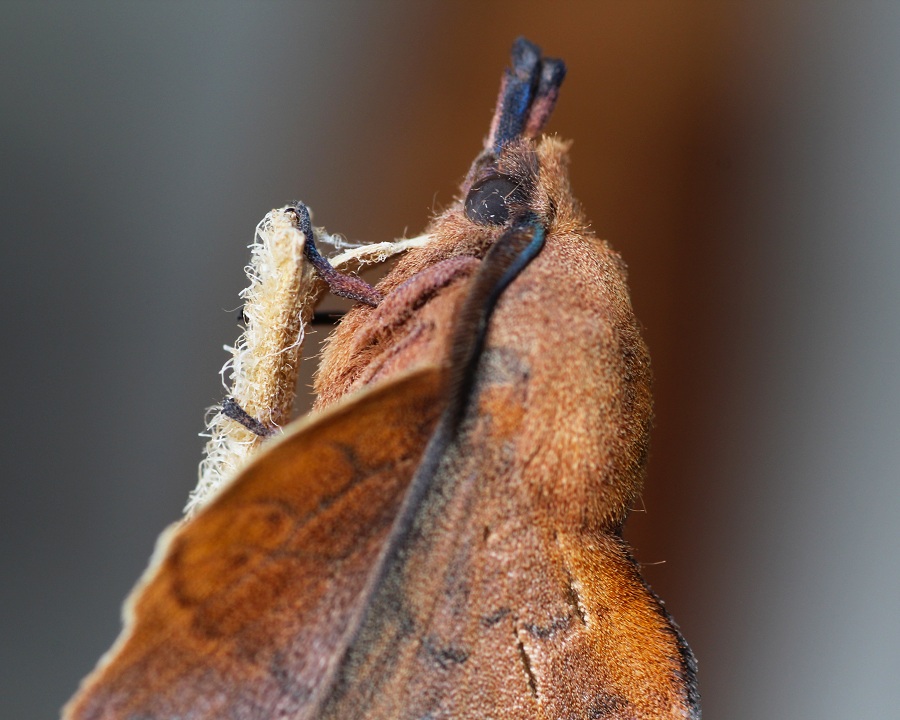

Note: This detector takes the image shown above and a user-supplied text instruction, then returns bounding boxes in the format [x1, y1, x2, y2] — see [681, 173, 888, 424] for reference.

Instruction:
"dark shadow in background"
[2, 3, 898, 718]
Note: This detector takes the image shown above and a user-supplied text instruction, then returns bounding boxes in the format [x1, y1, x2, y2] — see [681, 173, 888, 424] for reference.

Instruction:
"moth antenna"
[444, 215, 546, 429]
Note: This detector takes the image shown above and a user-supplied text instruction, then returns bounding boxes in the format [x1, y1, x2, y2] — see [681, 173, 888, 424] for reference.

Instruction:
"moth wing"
[316, 397, 698, 720]
[63, 366, 446, 720]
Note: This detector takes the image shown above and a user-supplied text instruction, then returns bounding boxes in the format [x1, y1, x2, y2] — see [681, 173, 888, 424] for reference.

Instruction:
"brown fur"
[316, 137, 650, 531]
[304, 137, 694, 719]
[63, 70, 697, 720]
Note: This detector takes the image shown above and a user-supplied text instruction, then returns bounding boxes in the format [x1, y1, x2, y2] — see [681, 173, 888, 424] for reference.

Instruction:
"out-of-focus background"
[2, 3, 898, 718]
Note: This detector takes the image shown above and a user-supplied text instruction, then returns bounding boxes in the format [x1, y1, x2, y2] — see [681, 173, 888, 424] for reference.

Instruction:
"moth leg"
[237, 306, 344, 326]
[286, 202, 383, 307]
[311, 311, 346, 325]
[220, 397, 279, 437]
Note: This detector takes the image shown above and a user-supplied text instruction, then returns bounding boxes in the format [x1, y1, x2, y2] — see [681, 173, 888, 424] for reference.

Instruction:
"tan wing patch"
[63, 367, 446, 720]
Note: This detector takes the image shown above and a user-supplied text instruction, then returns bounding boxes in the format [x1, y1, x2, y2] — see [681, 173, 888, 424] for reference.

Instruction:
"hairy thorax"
[314, 137, 652, 533]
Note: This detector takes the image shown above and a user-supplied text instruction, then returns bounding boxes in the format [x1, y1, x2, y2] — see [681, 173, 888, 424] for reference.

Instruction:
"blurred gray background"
[2, 2, 899, 718]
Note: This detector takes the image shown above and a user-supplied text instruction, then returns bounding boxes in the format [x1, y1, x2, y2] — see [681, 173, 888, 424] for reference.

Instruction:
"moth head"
[314, 38, 581, 406]
[458, 38, 568, 236]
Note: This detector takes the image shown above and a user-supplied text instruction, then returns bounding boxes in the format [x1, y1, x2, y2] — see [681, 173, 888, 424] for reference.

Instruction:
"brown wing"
[307, 218, 698, 719]
[313, 370, 699, 720]
[63, 366, 446, 720]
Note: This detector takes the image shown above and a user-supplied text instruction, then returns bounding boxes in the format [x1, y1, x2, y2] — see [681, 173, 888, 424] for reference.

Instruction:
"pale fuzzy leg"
[187, 208, 318, 516]
[186, 208, 432, 516]
[330, 234, 432, 273]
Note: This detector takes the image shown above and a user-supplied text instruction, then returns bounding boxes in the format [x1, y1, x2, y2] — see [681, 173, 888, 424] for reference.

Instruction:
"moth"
[64, 38, 700, 719]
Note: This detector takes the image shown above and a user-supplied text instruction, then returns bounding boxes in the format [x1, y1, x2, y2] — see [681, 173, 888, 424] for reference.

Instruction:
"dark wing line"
[304, 217, 546, 717]
[628, 550, 702, 718]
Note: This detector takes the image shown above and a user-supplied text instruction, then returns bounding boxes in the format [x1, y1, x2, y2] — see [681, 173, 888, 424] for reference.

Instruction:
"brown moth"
[63, 38, 700, 719]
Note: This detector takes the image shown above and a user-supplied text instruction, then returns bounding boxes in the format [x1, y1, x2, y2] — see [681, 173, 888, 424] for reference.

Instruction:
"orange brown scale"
[305, 135, 695, 719]
[63, 37, 698, 720]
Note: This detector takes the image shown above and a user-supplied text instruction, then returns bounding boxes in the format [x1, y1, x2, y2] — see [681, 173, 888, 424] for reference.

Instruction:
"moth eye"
[465, 175, 521, 225]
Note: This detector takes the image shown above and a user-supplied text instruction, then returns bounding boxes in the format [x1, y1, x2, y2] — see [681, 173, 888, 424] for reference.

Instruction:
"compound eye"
[464, 175, 521, 225]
